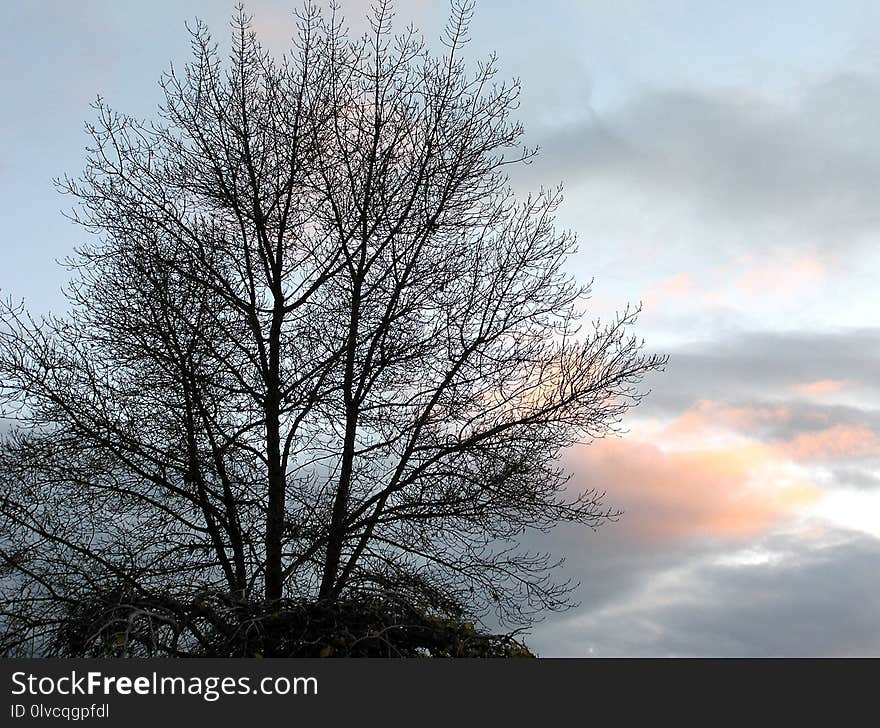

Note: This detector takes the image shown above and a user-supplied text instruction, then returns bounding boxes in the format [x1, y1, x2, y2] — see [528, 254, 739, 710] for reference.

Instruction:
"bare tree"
[0, 1, 665, 657]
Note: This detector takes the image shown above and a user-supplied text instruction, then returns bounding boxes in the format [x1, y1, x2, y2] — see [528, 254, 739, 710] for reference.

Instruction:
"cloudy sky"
[2, 0, 879, 655]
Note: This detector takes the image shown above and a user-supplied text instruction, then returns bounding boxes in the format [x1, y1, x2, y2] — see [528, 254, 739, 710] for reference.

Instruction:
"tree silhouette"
[0, 0, 665, 656]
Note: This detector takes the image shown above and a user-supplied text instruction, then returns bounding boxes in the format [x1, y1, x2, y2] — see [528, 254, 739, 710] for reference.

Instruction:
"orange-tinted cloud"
[655, 398, 877, 462]
[793, 379, 847, 397]
[567, 438, 819, 543]
[666, 399, 792, 439]
[642, 272, 692, 311]
[648, 253, 829, 312]
[781, 425, 880, 461]
[735, 254, 825, 295]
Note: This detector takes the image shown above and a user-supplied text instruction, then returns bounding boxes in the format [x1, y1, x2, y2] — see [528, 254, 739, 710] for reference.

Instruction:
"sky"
[2, 0, 879, 656]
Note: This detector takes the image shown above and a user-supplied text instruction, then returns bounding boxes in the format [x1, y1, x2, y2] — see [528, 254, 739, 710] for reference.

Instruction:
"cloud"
[639, 253, 829, 322]
[639, 328, 880, 419]
[651, 399, 880, 464]
[663, 399, 793, 441]
[526, 73, 880, 249]
[548, 327, 880, 555]
[781, 425, 880, 461]
[794, 379, 847, 397]
[642, 272, 692, 312]
[732, 253, 826, 296]
[519, 324, 880, 655]
[566, 438, 818, 543]
[529, 529, 880, 656]
[828, 467, 880, 491]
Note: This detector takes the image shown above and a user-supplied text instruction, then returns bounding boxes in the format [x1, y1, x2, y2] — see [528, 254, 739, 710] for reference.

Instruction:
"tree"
[0, 0, 665, 657]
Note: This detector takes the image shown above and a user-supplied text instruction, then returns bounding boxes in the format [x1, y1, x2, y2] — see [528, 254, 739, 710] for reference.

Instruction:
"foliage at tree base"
[55, 590, 535, 658]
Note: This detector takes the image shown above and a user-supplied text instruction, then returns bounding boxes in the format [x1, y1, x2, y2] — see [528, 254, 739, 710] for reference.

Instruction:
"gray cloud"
[519, 73, 880, 249]
[830, 467, 880, 490]
[640, 327, 880, 417]
[529, 529, 880, 656]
